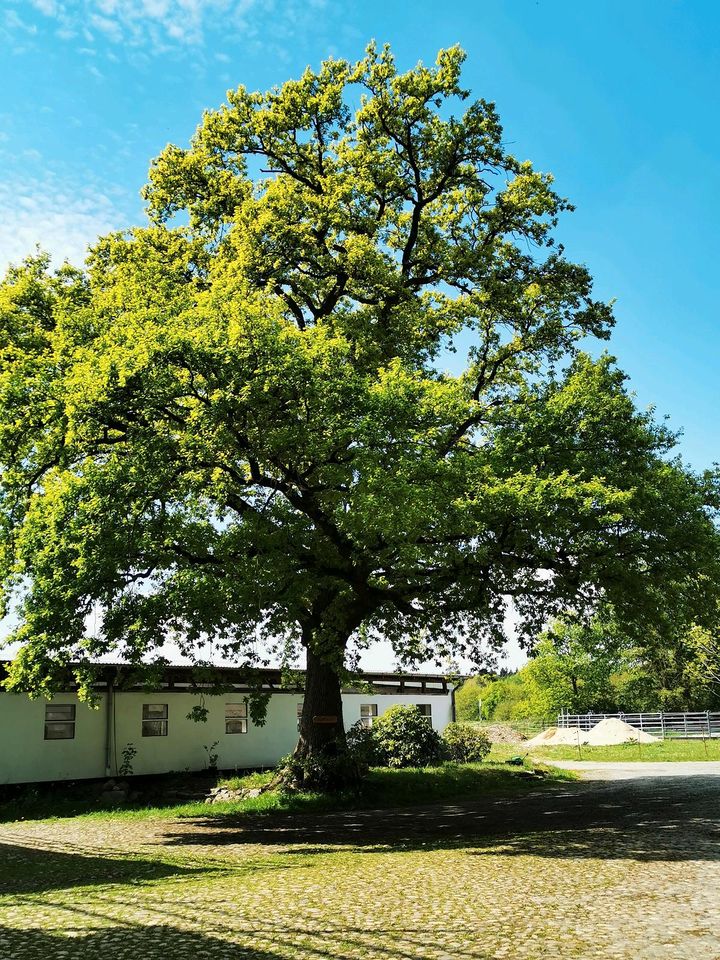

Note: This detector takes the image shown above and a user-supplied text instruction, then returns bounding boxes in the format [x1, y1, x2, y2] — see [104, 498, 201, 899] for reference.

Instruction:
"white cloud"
[23, 0, 338, 55]
[88, 12, 124, 42]
[26, 0, 247, 48]
[0, 174, 129, 273]
[30, 0, 60, 14]
[4, 9, 38, 34]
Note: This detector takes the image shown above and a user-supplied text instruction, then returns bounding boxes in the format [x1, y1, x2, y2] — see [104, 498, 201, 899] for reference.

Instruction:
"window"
[142, 703, 168, 737]
[44, 703, 76, 740]
[296, 702, 303, 731]
[416, 703, 432, 721]
[360, 704, 378, 729]
[225, 702, 248, 734]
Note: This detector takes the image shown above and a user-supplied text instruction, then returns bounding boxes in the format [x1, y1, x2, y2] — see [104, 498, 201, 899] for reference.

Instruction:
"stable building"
[0, 661, 457, 785]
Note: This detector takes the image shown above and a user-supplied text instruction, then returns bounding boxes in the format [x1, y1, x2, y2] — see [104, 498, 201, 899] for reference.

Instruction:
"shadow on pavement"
[156, 776, 720, 863]
[0, 840, 234, 896]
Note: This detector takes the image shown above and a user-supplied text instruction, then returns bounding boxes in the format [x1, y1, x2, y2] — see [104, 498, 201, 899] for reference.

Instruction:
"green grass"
[490, 738, 720, 763]
[0, 759, 574, 825]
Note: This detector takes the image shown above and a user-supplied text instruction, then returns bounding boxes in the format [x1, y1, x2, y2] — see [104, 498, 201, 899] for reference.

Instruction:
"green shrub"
[370, 705, 444, 768]
[346, 720, 382, 771]
[442, 723, 492, 763]
[277, 747, 362, 792]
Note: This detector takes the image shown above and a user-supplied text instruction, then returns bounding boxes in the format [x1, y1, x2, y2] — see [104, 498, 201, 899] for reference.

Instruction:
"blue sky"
[1, 1, 718, 668]
[2, 0, 718, 472]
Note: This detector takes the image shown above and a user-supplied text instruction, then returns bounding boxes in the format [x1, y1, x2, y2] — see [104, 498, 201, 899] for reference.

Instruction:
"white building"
[0, 662, 457, 785]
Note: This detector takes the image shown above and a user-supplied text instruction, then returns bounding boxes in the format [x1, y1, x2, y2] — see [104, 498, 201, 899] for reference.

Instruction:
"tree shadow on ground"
[0, 850, 493, 960]
[0, 840, 279, 896]
[157, 776, 720, 864]
[0, 925, 287, 960]
[0, 772, 220, 825]
[0, 920, 496, 960]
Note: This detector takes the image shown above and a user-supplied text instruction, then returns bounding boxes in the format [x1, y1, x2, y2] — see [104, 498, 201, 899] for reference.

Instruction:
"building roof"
[0, 660, 456, 695]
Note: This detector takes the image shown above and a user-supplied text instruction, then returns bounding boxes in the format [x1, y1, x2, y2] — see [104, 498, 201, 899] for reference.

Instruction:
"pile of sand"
[525, 726, 590, 747]
[525, 717, 658, 747]
[584, 717, 658, 745]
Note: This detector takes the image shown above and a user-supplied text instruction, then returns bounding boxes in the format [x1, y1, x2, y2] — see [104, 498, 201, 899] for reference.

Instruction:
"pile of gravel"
[479, 723, 527, 744]
[525, 726, 590, 747]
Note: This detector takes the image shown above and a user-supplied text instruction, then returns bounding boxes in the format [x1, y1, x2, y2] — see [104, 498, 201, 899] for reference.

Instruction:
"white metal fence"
[556, 711, 720, 739]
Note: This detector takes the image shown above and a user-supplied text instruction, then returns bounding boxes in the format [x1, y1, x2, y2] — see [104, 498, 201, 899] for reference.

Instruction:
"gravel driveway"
[1, 766, 719, 960]
[547, 760, 720, 780]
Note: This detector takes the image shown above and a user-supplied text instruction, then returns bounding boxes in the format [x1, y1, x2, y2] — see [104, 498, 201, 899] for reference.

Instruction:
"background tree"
[453, 673, 493, 721]
[2, 45, 719, 785]
[459, 609, 720, 722]
[684, 627, 720, 707]
[521, 618, 624, 716]
[621, 618, 720, 711]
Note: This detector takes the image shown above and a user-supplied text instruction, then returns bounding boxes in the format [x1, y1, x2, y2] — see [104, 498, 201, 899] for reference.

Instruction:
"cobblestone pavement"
[1, 770, 719, 960]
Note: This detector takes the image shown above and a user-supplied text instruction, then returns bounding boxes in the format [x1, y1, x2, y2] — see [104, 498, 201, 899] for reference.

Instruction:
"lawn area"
[489, 738, 720, 763]
[0, 759, 573, 825]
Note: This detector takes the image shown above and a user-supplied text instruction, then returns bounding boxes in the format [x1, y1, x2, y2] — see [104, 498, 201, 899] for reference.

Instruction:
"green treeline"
[456, 616, 720, 722]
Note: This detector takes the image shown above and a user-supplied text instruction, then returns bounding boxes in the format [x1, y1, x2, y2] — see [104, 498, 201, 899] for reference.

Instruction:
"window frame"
[44, 703, 76, 741]
[225, 702, 248, 735]
[416, 703, 432, 721]
[141, 703, 169, 737]
[360, 703, 378, 729]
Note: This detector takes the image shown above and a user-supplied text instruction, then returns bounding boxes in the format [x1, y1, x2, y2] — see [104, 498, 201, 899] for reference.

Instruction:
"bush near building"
[370, 705, 445, 768]
[442, 723, 492, 763]
[346, 708, 493, 770]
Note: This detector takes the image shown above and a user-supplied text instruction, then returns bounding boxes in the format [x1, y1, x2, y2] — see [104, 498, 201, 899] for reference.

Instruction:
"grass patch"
[216, 760, 574, 813]
[217, 769, 275, 791]
[0, 759, 574, 825]
[490, 738, 720, 763]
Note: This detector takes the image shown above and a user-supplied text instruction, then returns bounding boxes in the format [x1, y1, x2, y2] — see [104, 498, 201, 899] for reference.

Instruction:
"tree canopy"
[1, 45, 719, 777]
[461, 611, 720, 722]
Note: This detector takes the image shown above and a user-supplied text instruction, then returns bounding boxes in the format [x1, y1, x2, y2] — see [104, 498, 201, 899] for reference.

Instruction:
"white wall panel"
[0, 687, 455, 784]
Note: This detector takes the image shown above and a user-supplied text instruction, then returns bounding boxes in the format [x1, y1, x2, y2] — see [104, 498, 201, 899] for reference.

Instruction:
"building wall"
[0, 691, 109, 785]
[0, 688, 455, 785]
[111, 691, 302, 777]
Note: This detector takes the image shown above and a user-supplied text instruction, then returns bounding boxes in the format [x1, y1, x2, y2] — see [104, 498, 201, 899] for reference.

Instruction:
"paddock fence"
[556, 711, 720, 739]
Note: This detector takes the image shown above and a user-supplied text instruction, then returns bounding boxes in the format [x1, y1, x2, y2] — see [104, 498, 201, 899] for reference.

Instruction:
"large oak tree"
[2, 46, 719, 784]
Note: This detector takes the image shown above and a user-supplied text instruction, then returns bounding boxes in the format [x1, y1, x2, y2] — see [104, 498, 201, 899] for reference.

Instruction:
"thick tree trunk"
[289, 640, 359, 790]
[295, 645, 346, 757]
